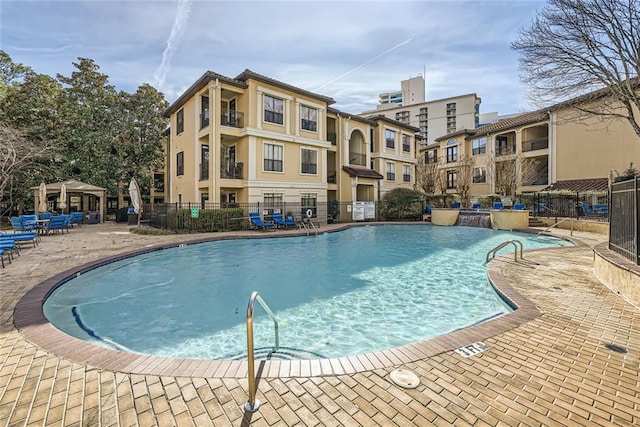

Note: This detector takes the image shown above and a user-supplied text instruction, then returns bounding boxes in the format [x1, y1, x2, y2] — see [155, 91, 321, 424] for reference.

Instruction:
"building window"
[473, 167, 486, 183]
[153, 173, 164, 192]
[402, 134, 411, 152]
[386, 129, 396, 149]
[264, 95, 284, 125]
[264, 143, 283, 172]
[496, 136, 515, 155]
[472, 138, 487, 155]
[176, 108, 184, 134]
[386, 162, 395, 181]
[446, 138, 458, 163]
[200, 145, 209, 180]
[301, 193, 317, 217]
[447, 170, 457, 189]
[403, 165, 411, 182]
[426, 149, 438, 164]
[301, 105, 317, 132]
[446, 102, 456, 116]
[176, 151, 184, 176]
[301, 148, 317, 174]
[395, 111, 410, 123]
[263, 193, 283, 218]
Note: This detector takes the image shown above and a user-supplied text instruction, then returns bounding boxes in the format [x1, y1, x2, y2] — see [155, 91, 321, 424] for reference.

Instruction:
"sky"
[0, 0, 546, 116]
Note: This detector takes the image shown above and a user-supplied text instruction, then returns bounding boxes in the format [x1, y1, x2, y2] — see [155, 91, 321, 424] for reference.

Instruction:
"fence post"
[635, 178, 639, 265]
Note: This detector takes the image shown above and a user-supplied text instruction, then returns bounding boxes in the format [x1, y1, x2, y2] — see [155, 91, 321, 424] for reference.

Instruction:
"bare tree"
[415, 156, 440, 194]
[455, 155, 475, 207]
[512, 0, 640, 138]
[489, 154, 541, 198]
[0, 123, 56, 214]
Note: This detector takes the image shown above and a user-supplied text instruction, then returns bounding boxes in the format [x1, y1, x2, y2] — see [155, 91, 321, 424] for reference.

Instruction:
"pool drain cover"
[389, 369, 420, 389]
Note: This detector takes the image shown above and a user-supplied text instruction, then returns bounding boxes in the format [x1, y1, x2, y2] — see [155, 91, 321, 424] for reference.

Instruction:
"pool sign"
[191, 207, 199, 218]
[454, 341, 490, 357]
[352, 201, 375, 221]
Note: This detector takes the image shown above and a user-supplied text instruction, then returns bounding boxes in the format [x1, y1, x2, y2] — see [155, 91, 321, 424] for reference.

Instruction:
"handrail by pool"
[485, 239, 524, 264]
[245, 291, 279, 412]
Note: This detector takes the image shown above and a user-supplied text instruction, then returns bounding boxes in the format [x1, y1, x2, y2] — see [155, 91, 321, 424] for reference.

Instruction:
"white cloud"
[1, 0, 545, 115]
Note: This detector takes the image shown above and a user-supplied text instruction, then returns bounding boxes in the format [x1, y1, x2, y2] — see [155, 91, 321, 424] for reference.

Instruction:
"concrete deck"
[1, 223, 638, 426]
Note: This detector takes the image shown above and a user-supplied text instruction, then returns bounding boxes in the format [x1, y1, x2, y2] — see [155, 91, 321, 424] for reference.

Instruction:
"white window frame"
[263, 142, 284, 172]
[300, 105, 318, 132]
[300, 147, 318, 175]
[385, 129, 396, 149]
[402, 164, 411, 182]
[386, 162, 395, 181]
[264, 95, 284, 125]
[472, 138, 487, 156]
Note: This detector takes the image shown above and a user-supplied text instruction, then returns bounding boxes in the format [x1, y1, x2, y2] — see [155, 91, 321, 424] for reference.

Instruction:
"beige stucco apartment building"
[163, 70, 418, 212]
[426, 86, 640, 201]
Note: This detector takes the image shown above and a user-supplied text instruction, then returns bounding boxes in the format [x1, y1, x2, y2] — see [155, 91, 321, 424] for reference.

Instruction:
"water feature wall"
[456, 210, 492, 228]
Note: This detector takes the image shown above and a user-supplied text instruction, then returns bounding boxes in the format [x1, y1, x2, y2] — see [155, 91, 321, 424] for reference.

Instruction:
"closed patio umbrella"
[128, 178, 142, 226]
[59, 184, 67, 213]
[38, 182, 48, 213]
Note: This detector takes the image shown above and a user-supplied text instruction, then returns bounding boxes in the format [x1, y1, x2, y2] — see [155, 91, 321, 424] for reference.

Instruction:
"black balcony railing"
[522, 137, 549, 152]
[221, 109, 244, 128]
[327, 170, 337, 183]
[387, 173, 395, 181]
[221, 162, 243, 179]
[349, 152, 366, 166]
[199, 163, 209, 181]
[200, 110, 209, 129]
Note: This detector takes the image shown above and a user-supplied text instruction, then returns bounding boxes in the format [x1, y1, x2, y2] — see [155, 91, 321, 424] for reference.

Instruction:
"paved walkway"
[1, 223, 638, 426]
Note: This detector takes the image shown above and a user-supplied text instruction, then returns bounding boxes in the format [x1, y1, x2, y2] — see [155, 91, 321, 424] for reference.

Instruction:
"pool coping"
[14, 224, 574, 378]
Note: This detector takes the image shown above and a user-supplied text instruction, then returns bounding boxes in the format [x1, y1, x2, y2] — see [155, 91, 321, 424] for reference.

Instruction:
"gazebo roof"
[31, 179, 106, 192]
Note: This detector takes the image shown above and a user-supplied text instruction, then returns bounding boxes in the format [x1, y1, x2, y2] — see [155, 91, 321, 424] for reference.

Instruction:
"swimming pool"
[43, 225, 571, 360]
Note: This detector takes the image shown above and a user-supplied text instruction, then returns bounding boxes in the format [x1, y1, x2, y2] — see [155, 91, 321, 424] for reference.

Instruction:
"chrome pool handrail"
[245, 291, 279, 412]
[485, 239, 524, 264]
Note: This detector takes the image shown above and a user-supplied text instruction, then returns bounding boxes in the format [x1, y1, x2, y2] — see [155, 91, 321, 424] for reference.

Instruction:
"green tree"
[0, 50, 31, 100]
[512, 0, 640, 138]
[379, 188, 424, 220]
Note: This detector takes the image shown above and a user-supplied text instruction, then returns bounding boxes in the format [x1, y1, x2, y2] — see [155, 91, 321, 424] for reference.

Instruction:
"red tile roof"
[543, 178, 609, 192]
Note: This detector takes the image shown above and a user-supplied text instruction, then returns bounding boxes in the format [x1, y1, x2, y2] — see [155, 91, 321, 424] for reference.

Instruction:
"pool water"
[43, 225, 571, 359]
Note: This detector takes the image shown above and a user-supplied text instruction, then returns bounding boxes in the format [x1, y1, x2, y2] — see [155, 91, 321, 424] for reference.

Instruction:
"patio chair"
[272, 212, 296, 228]
[9, 217, 28, 232]
[492, 202, 503, 210]
[594, 204, 608, 215]
[69, 211, 84, 227]
[0, 239, 19, 260]
[44, 215, 69, 234]
[0, 248, 9, 268]
[581, 202, 595, 216]
[1, 232, 39, 248]
[249, 212, 275, 231]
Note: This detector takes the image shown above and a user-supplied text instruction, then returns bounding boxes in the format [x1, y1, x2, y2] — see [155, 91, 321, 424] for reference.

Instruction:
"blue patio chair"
[39, 212, 52, 220]
[594, 204, 608, 215]
[513, 203, 525, 210]
[492, 202, 503, 210]
[9, 217, 27, 232]
[272, 212, 296, 228]
[425, 205, 432, 215]
[581, 202, 594, 216]
[21, 214, 40, 232]
[0, 248, 9, 268]
[452, 201, 461, 208]
[249, 212, 275, 230]
[44, 215, 69, 234]
[1, 232, 39, 248]
[0, 239, 19, 260]
[69, 211, 84, 227]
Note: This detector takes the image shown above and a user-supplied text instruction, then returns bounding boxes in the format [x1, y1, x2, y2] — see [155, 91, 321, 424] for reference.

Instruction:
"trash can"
[127, 208, 138, 225]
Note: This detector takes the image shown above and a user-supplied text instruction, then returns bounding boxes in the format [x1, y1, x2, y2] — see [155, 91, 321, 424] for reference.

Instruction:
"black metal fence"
[609, 178, 638, 263]
[134, 199, 428, 233]
[529, 192, 609, 220]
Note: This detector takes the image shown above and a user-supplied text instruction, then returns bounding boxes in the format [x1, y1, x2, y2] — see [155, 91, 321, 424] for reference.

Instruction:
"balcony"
[221, 109, 244, 128]
[327, 132, 337, 145]
[349, 152, 366, 166]
[199, 163, 209, 181]
[327, 170, 337, 183]
[200, 110, 209, 129]
[221, 162, 243, 179]
[522, 137, 549, 152]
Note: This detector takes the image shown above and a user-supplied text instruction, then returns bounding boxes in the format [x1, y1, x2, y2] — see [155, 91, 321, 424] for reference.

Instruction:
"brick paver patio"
[1, 223, 638, 426]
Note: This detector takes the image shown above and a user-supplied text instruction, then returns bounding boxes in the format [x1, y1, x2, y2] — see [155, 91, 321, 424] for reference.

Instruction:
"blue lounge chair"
[44, 215, 70, 234]
[0, 248, 9, 268]
[272, 212, 296, 228]
[249, 212, 275, 230]
[581, 202, 594, 216]
[69, 211, 84, 227]
[594, 204, 608, 215]
[0, 239, 19, 260]
[9, 216, 36, 232]
[1, 232, 39, 248]
[513, 203, 525, 210]
[493, 202, 503, 210]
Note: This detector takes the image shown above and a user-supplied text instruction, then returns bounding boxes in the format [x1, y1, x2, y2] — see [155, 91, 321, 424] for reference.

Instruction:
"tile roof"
[327, 107, 377, 125]
[543, 178, 609, 192]
[365, 114, 420, 132]
[342, 166, 383, 179]
[235, 69, 335, 105]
